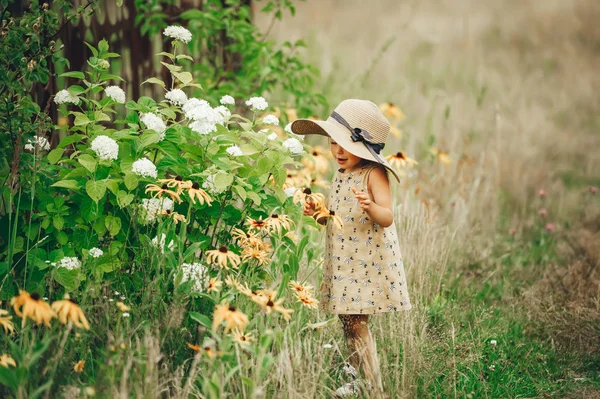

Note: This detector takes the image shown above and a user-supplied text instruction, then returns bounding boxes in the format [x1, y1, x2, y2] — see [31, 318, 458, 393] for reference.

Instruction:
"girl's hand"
[303, 199, 317, 216]
[351, 187, 372, 212]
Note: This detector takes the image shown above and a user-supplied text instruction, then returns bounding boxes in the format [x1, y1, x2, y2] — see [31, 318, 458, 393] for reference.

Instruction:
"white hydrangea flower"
[190, 120, 217, 135]
[163, 25, 192, 43]
[267, 132, 279, 141]
[89, 247, 104, 258]
[140, 112, 167, 141]
[214, 106, 231, 122]
[104, 86, 126, 104]
[282, 137, 303, 155]
[245, 96, 268, 111]
[151, 233, 175, 254]
[24, 136, 50, 152]
[202, 173, 225, 195]
[178, 262, 208, 292]
[141, 197, 174, 223]
[284, 186, 297, 197]
[220, 95, 235, 105]
[284, 122, 293, 134]
[58, 257, 81, 270]
[90, 135, 119, 161]
[226, 145, 243, 156]
[131, 157, 158, 178]
[54, 89, 79, 105]
[262, 114, 279, 126]
[165, 89, 188, 106]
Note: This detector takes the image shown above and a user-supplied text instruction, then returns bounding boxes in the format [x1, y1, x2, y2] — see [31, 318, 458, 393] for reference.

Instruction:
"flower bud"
[99, 59, 110, 69]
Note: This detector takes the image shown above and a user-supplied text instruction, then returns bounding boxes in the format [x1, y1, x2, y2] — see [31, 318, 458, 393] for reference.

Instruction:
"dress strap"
[361, 164, 381, 192]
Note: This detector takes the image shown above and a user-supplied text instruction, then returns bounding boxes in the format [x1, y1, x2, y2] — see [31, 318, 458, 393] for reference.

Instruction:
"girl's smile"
[331, 140, 362, 171]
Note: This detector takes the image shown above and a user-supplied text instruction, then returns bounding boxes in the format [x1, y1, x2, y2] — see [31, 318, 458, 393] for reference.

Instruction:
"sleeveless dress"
[320, 164, 412, 315]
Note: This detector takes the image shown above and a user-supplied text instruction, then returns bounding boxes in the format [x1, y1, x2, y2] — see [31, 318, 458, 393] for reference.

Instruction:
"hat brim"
[291, 118, 401, 183]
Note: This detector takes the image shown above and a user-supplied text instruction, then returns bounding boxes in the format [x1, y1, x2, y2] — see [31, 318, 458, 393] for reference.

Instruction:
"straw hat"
[291, 99, 400, 182]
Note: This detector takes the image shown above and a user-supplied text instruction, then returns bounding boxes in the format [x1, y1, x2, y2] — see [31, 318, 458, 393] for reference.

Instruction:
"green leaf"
[84, 42, 98, 57]
[57, 134, 84, 148]
[139, 130, 161, 149]
[51, 179, 80, 191]
[52, 215, 64, 231]
[156, 51, 174, 60]
[93, 111, 111, 122]
[247, 191, 262, 205]
[105, 215, 121, 236]
[124, 173, 139, 190]
[78, 154, 97, 173]
[213, 173, 234, 192]
[86, 179, 107, 202]
[117, 190, 134, 208]
[55, 230, 68, 245]
[98, 39, 109, 53]
[98, 260, 120, 273]
[142, 77, 166, 88]
[73, 112, 91, 126]
[59, 71, 85, 79]
[233, 185, 247, 201]
[176, 54, 194, 62]
[190, 312, 212, 329]
[53, 268, 78, 291]
[106, 179, 119, 195]
[172, 71, 193, 85]
[47, 148, 64, 164]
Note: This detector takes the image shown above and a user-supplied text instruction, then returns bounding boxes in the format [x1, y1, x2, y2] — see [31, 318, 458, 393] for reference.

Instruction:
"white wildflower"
[282, 137, 303, 155]
[54, 89, 79, 105]
[488, 365, 496, 371]
[220, 95, 235, 105]
[131, 157, 158, 178]
[262, 114, 279, 126]
[190, 120, 217, 135]
[267, 132, 278, 141]
[284, 122, 293, 134]
[490, 340, 497, 346]
[122, 312, 130, 318]
[284, 186, 297, 197]
[104, 86, 126, 104]
[151, 233, 175, 254]
[57, 257, 81, 271]
[214, 105, 231, 122]
[141, 197, 174, 223]
[178, 262, 208, 292]
[163, 25, 192, 44]
[245, 96, 268, 111]
[25, 136, 51, 152]
[226, 145, 243, 157]
[24, 143, 34, 151]
[90, 135, 119, 161]
[140, 112, 167, 141]
[165, 89, 188, 106]
[89, 247, 104, 258]
[323, 344, 333, 349]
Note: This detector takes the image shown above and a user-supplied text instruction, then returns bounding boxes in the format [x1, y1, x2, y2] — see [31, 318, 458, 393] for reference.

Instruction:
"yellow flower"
[205, 246, 241, 269]
[266, 213, 294, 235]
[212, 302, 249, 333]
[0, 354, 16, 368]
[11, 290, 55, 327]
[157, 176, 192, 193]
[73, 360, 85, 373]
[159, 209, 187, 224]
[252, 290, 294, 320]
[241, 246, 270, 266]
[283, 170, 311, 190]
[116, 302, 130, 312]
[232, 329, 254, 347]
[0, 309, 15, 335]
[207, 278, 222, 293]
[51, 297, 90, 330]
[313, 209, 344, 230]
[378, 102, 405, 120]
[224, 275, 241, 289]
[293, 187, 325, 210]
[187, 342, 201, 352]
[386, 151, 418, 168]
[284, 107, 298, 122]
[309, 176, 329, 189]
[145, 183, 183, 203]
[389, 125, 403, 139]
[187, 182, 213, 206]
[245, 216, 270, 232]
[430, 148, 452, 164]
[295, 292, 320, 309]
[302, 146, 330, 174]
[288, 280, 314, 294]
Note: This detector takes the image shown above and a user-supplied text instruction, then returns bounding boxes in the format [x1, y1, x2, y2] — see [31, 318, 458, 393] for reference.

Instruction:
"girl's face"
[330, 138, 363, 170]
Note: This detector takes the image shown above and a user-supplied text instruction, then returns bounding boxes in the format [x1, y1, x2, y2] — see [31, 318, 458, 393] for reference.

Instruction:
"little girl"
[291, 99, 412, 396]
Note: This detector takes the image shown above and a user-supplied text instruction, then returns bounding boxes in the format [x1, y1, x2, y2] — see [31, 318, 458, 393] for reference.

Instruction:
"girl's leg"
[339, 314, 383, 392]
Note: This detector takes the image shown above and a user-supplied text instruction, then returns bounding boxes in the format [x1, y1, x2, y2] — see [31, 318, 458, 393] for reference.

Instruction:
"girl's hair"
[359, 159, 390, 181]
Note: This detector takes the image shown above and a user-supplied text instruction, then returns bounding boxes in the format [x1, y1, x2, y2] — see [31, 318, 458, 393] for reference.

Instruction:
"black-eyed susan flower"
[231, 228, 261, 248]
[310, 176, 329, 189]
[205, 246, 241, 269]
[293, 187, 325, 209]
[266, 213, 294, 235]
[295, 292, 320, 309]
[187, 182, 212, 206]
[51, 297, 90, 330]
[252, 290, 294, 320]
[378, 102, 405, 120]
[232, 329, 254, 347]
[116, 301, 130, 312]
[73, 360, 85, 373]
[157, 175, 192, 193]
[0, 309, 14, 334]
[224, 275, 241, 289]
[207, 278, 222, 293]
[0, 354, 16, 368]
[430, 147, 452, 164]
[158, 209, 187, 224]
[288, 280, 314, 294]
[313, 209, 344, 230]
[389, 124, 403, 139]
[241, 246, 270, 266]
[386, 151, 418, 168]
[302, 146, 330, 174]
[11, 290, 54, 327]
[245, 216, 270, 232]
[212, 302, 249, 333]
[145, 183, 183, 203]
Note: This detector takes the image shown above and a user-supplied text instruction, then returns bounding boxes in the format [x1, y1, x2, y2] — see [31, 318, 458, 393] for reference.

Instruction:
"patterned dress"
[320, 164, 412, 315]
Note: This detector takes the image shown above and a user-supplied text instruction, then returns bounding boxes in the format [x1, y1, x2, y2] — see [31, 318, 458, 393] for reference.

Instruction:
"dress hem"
[320, 304, 412, 315]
